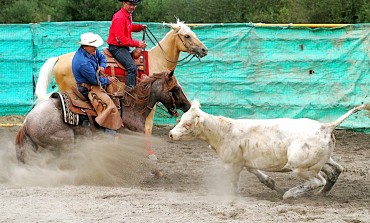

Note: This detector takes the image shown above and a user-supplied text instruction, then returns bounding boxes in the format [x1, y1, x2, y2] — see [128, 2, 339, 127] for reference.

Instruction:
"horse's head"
[155, 70, 191, 117]
[166, 19, 208, 58]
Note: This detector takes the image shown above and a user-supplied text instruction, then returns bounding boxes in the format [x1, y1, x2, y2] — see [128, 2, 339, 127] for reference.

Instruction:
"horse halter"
[164, 75, 179, 117]
[176, 34, 192, 54]
[121, 72, 179, 118]
[144, 27, 200, 65]
[147, 72, 179, 117]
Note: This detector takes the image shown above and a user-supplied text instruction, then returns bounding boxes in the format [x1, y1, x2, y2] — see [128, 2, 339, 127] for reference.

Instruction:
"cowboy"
[107, 0, 147, 89]
[72, 32, 122, 132]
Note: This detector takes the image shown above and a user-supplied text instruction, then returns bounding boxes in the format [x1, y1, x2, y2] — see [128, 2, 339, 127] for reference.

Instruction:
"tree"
[0, 0, 369, 24]
[55, 0, 119, 21]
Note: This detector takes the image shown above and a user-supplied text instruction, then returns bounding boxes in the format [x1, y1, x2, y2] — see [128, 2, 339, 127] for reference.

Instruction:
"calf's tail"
[325, 104, 370, 131]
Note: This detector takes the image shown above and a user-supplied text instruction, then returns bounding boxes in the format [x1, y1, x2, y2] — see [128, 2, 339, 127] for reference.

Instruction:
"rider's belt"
[78, 83, 92, 91]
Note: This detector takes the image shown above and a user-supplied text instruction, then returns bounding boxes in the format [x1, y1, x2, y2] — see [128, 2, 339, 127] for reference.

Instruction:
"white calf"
[169, 99, 369, 199]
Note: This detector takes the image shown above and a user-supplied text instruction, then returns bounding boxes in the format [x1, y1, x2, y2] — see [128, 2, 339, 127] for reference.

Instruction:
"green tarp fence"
[0, 22, 369, 131]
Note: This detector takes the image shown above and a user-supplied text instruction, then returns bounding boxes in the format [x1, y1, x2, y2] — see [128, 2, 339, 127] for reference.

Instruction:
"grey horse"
[15, 70, 190, 163]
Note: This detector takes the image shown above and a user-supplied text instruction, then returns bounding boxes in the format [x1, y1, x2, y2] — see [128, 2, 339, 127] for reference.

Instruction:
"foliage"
[0, 0, 369, 24]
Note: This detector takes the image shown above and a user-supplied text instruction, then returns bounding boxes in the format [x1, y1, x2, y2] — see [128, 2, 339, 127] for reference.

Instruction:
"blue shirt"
[72, 47, 109, 87]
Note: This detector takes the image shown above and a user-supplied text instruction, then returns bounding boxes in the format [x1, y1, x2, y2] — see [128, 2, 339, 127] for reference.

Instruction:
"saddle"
[103, 47, 149, 83]
[51, 91, 95, 127]
[52, 85, 123, 131]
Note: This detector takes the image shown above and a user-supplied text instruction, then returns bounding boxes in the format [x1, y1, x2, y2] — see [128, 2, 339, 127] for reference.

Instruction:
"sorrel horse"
[16, 70, 190, 163]
[35, 19, 208, 135]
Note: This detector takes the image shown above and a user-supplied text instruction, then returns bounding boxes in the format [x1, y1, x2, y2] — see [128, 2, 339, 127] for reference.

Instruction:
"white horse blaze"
[169, 99, 368, 199]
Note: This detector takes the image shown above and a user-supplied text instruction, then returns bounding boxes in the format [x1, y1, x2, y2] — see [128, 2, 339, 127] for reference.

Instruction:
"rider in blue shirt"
[72, 32, 115, 99]
[71, 32, 121, 132]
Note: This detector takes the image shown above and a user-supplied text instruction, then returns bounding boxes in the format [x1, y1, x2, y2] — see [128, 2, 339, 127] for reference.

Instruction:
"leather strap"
[110, 65, 116, 77]
[71, 85, 87, 101]
[86, 111, 96, 132]
[79, 83, 92, 91]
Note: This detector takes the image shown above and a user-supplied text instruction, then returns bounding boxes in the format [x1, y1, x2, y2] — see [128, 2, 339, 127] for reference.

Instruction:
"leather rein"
[143, 27, 201, 66]
[113, 74, 177, 119]
[145, 73, 178, 118]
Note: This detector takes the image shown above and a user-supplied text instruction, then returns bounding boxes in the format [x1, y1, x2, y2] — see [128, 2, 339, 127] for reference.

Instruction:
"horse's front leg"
[144, 109, 156, 160]
[144, 108, 155, 135]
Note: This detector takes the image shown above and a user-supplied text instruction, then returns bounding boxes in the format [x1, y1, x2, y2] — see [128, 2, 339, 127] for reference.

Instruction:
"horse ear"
[168, 69, 174, 77]
[169, 23, 180, 32]
[163, 20, 181, 33]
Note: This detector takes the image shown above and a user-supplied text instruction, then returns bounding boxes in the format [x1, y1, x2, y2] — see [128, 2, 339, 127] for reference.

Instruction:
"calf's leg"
[319, 157, 343, 194]
[224, 163, 243, 193]
[247, 168, 277, 191]
[283, 170, 326, 199]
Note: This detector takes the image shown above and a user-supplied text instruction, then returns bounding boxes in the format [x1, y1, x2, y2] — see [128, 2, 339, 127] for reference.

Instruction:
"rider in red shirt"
[107, 0, 147, 89]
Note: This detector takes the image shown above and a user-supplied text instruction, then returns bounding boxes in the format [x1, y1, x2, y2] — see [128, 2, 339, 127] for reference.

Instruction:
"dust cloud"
[0, 126, 369, 222]
[0, 131, 163, 187]
[202, 159, 238, 202]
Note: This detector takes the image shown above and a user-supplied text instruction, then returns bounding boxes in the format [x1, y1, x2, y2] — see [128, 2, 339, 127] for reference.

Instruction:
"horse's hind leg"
[15, 126, 38, 163]
[319, 157, 343, 194]
[16, 139, 38, 164]
[283, 169, 326, 199]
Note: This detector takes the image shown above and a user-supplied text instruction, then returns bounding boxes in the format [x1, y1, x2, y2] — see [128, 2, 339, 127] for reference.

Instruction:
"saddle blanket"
[52, 92, 79, 125]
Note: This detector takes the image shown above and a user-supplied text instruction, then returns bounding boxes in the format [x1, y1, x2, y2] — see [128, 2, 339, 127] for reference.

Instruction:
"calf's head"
[169, 99, 203, 141]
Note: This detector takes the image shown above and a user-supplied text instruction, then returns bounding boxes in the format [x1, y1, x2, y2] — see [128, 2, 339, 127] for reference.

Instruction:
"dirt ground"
[0, 116, 369, 223]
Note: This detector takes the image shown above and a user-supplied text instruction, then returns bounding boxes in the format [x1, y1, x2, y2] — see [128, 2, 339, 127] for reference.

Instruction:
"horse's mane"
[163, 18, 191, 35]
[121, 71, 168, 114]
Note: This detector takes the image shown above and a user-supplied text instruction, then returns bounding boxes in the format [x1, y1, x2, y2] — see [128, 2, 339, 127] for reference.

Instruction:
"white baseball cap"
[78, 32, 104, 47]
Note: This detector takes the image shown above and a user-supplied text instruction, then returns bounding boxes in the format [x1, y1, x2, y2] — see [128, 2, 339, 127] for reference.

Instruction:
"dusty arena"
[0, 116, 369, 223]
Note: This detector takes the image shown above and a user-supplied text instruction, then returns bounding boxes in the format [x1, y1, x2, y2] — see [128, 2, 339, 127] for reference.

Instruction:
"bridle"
[144, 27, 201, 66]
[149, 72, 178, 117]
[118, 72, 179, 118]
[143, 74, 179, 118]
[163, 74, 178, 117]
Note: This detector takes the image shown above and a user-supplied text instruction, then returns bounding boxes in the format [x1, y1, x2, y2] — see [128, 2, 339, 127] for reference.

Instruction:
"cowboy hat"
[78, 32, 104, 47]
[118, 0, 142, 4]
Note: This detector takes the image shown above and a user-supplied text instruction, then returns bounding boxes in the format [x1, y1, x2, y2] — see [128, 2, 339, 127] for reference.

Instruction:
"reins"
[144, 27, 199, 66]
[146, 103, 174, 118]
[98, 70, 174, 118]
[118, 74, 176, 119]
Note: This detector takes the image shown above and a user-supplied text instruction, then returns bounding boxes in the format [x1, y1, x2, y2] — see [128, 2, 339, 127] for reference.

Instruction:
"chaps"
[88, 85, 122, 130]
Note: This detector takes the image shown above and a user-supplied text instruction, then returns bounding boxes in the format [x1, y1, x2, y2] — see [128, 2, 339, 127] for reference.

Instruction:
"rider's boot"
[105, 128, 117, 136]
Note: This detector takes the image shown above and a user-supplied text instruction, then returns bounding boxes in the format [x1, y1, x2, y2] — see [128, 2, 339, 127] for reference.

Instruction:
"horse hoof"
[151, 170, 164, 178]
[148, 154, 157, 161]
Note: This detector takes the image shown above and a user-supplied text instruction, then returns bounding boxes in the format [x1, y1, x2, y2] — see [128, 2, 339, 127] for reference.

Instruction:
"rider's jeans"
[108, 45, 137, 88]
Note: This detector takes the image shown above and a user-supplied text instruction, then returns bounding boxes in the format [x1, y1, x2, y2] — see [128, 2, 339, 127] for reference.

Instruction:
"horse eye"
[184, 35, 190, 39]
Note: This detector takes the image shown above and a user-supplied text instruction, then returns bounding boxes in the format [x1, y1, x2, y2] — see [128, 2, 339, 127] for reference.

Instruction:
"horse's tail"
[15, 124, 28, 163]
[35, 57, 59, 101]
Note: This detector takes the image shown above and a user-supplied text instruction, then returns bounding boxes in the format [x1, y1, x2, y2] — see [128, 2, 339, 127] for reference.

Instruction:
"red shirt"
[107, 8, 144, 47]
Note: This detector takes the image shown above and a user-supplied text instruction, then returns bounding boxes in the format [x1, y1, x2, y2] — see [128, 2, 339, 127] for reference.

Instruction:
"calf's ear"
[192, 99, 201, 108]
[195, 114, 204, 126]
